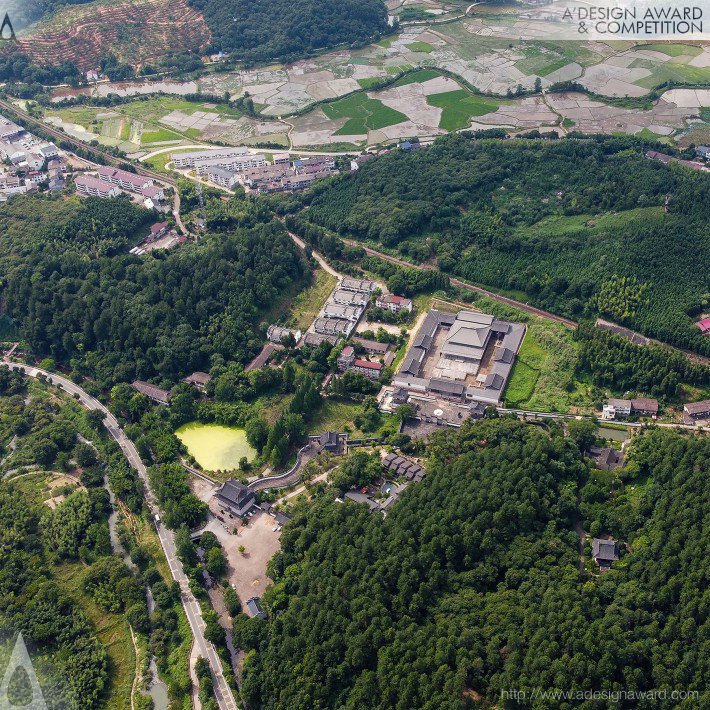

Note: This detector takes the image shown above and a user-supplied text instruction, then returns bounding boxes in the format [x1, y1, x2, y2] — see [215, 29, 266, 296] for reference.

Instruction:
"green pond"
[175, 423, 256, 471]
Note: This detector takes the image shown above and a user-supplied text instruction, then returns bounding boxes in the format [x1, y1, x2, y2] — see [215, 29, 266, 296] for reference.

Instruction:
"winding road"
[1, 362, 239, 710]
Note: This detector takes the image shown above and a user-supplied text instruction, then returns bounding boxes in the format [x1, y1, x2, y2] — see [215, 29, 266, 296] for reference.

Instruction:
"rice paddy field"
[38, 1, 708, 152]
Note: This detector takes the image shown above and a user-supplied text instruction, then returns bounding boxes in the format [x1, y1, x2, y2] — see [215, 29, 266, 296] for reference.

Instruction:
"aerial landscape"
[0, 0, 708, 708]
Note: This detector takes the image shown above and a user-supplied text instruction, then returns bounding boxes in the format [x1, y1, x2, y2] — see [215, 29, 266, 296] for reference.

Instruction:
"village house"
[683, 400, 710, 425]
[148, 221, 170, 241]
[266, 325, 302, 344]
[132, 380, 171, 404]
[323, 303, 362, 323]
[696, 318, 710, 335]
[314, 317, 352, 337]
[206, 166, 239, 188]
[350, 359, 383, 380]
[172, 146, 249, 169]
[246, 597, 267, 619]
[272, 152, 291, 165]
[340, 277, 377, 294]
[630, 397, 659, 417]
[352, 337, 391, 356]
[195, 153, 266, 176]
[602, 397, 658, 420]
[142, 185, 165, 202]
[183, 372, 212, 390]
[332, 289, 369, 307]
[337, 345, 355, 372]
[601, 398, 632, 420]
[376, 294, 413, 314]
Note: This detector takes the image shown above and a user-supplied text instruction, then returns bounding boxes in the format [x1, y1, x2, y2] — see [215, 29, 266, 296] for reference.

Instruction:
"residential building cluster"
[314, 277, 377, 340]
[74, 165, 168, 210]
[645, 150, 709, 172]
[0, 117, 66, 199]
[172, 147, 338, 193]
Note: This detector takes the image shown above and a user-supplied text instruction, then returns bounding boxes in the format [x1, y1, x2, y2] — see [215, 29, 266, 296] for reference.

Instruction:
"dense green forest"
[189, 0, 390, 63]
[0, 372, 195, 706]
[0, 194, 309, 389]
[239, 419, 709, 708]
[302, 134, 710, 356]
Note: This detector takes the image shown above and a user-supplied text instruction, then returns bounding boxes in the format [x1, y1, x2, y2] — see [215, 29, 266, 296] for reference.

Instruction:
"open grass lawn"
[406, 41, 435, 53]
[324, 93, 408, 134]
[291, 268, 338, 330]
[502, 318, 594, 413]
[53, 562, 136, 710]
[309, 399, 397, 438]
[141, 127, 183, 143]
[426, 90, 501, 130]
[144, 146, 196, 171]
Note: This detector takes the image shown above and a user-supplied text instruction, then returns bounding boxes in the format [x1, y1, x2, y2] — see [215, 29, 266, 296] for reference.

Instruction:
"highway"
[1, 362, 238, 710]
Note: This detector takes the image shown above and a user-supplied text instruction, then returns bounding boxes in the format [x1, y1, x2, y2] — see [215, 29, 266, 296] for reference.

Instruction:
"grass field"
[291, 268, 338, 330]
[323, 93, 408, 134]
[308, 399, 396, 438]
[406, 41, 435, 53]
[503, 319, 593, 413]
[426, 90, 501, 130]
[141, 127, 183, 143]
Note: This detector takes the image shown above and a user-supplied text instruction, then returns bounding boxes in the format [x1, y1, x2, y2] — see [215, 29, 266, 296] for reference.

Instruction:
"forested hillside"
[189, 0, 390, 63]
[239, 419, 709, 708]
[0, 194, 309, 388]
[303, 135, 710, 356]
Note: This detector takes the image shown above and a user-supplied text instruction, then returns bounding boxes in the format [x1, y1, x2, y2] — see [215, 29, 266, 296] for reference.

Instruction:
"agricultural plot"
[427, 90, 502, 130]
[322, 93, 408, 135]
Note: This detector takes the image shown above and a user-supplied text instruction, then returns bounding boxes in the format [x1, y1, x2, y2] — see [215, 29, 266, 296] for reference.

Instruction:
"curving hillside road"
[1, 362, 238, 710]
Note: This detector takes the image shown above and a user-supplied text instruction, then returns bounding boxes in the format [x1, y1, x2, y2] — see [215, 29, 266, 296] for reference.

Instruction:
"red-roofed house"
[350, 359, 383, 380]
[97, 165, 153, 193]
[696, 318, 710, 335]
[149, 222, 169, 240]
[376, 294, 413, 313]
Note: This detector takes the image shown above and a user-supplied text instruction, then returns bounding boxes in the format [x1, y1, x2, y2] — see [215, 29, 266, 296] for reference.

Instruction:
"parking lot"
[201, 510, 282, 612]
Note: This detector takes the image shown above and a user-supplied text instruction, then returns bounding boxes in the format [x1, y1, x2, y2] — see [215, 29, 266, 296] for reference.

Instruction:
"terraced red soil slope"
[18, 0, 211, 71]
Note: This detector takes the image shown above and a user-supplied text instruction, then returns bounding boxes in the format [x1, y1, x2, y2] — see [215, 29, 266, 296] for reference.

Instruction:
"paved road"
[1, 362, 239, 710]
[287, 231, 342, 279]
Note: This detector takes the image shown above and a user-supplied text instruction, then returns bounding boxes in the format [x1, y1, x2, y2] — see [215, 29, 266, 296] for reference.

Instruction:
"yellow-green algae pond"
[175, 422, 256, 471]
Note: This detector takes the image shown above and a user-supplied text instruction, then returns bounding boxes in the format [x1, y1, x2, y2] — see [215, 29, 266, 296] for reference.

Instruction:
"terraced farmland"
[18, 0, 210, 71]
